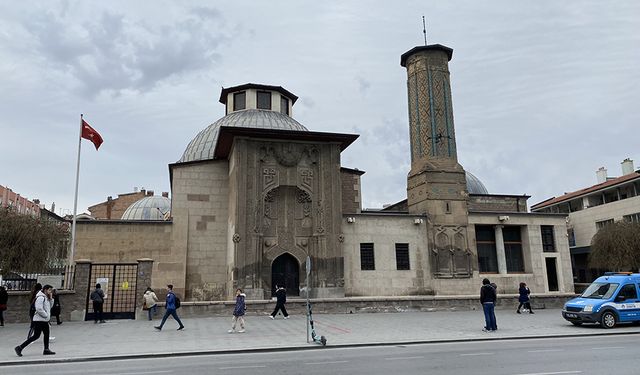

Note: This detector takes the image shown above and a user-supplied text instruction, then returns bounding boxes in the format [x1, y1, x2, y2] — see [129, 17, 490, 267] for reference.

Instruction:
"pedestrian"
[228, 288, 246, 333]
[154, 284, 184, 331]
[90, 283, 106, 323]
[0, 286, 8, 326]
[517, 282, 534, 314]
[14, 284, 56, 356]
[143, 287, 159, 321]
[270, 285, 289, 320]
[480, 278, 497, 332]
[50, 289, 62, 325]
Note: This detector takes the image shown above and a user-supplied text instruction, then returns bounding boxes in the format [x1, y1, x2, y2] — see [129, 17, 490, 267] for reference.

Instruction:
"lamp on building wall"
[347, 217, 356, 223]
[414, 218, 424, 225]
[498, 215, 510, 222]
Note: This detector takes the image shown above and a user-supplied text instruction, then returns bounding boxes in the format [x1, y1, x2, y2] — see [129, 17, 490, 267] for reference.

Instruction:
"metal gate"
[85, 263, 138, 320]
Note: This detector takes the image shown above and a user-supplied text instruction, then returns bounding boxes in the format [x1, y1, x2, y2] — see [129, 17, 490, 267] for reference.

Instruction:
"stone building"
[74, 42, 574, 300]
[532, 158, 640, 283]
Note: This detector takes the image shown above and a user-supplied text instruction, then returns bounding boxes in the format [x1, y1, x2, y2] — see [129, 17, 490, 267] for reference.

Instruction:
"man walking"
[154, 284, 184, 331]
[90, 283, 106, 323]
[15, 284, 56, 356]
[480, 278, 497, 332]
[270, 285, 289, 320]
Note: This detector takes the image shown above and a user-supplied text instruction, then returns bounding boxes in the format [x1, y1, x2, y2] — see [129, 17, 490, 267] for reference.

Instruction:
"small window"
[623, 213, 640, 223]
[395, 243, 410, 270]
[445, 201, 451, 214]
[618, 284, 638, 300]
[541, 225, 556, 252]
[233, 92, 246, 111]
[596, 219, 614, 230]
[360, 243, 375, 270]
[280, 96, 289, 115]
[257, 91, 272, 110]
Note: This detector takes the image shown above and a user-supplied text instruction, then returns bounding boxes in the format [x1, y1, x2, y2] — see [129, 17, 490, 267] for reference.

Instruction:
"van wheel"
[571, 322, 583, 326]
[600, 311, 617, 329]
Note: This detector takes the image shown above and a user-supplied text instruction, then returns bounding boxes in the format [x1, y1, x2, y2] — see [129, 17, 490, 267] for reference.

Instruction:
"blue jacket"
[233, 293, 246, 316]
[165, 291, 177, 310]
[518, 286, 531, 303]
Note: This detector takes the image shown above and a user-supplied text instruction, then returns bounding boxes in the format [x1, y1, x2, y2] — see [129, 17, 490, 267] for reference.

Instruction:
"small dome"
[121, 196, 171, 221]
[466, 171, 489, 194]
[178, 109, 308, 163]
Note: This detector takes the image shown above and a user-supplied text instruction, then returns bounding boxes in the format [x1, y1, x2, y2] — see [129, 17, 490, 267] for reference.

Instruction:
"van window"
[618, 284, 638, 300]
[581, 282, 619, 299]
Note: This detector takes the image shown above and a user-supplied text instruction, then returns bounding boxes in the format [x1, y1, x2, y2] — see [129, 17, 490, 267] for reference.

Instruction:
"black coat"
[480, 284, 497, 304]
[51, 294, 61, 316]
[0, 289, 8, 305]
[275, 288, 287, 304]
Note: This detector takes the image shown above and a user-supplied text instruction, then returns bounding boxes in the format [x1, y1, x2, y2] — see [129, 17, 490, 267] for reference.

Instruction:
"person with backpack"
[517, 282, 534, 314]
[154, 284, 184, 331]
[90, 283, 106, 323]
[270, 285, 289, 320]
[15, 284, 56, 356]
[228, 288, 246, 333]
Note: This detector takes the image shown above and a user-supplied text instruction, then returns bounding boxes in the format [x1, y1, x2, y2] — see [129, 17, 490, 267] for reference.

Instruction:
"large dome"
[121, 196, 171, 221]
[466, 171, 489, 194]
[178, 109, 309, 163]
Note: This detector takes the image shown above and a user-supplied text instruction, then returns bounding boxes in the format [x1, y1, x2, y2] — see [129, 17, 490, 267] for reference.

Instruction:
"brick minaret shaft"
[401, 44, 469, 226]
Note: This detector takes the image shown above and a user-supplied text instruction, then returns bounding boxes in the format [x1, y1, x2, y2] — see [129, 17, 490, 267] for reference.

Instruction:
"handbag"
[0, 304, 6, 311]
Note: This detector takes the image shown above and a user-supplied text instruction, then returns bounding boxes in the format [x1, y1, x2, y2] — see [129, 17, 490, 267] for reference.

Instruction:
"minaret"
[401, 43, 471, 277]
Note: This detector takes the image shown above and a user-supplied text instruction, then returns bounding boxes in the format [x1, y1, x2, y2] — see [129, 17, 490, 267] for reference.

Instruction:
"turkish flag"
[81, 119, 103, 150]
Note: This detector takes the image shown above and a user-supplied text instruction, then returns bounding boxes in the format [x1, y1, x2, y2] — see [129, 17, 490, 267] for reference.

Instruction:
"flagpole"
[70, 114, 83, 264]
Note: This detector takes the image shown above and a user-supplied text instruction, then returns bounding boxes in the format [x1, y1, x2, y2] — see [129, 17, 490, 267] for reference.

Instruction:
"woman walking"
[517, 282, 534, 314]
[15, 284, 56, 356]
[143, 287, 159, 321]
[228, 288, 246, 333]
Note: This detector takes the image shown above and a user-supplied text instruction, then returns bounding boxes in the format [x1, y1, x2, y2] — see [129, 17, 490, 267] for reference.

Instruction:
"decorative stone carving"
[232, 233, 241, 243]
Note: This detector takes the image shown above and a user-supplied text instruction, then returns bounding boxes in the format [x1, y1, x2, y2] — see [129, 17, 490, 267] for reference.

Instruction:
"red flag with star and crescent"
[81, 119, 103, 150]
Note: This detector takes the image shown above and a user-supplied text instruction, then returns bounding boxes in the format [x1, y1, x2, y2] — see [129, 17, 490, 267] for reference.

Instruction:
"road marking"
[513, 371, 582, 375]
[219, 365, 267, 370]
[526, 349, 563, 353]
[591, 346, 624, 350]
[117, 372, 173, 375]
[384, 356, 424, 360]
[304, 360, 349, 365]
[460, 352, 494, 356]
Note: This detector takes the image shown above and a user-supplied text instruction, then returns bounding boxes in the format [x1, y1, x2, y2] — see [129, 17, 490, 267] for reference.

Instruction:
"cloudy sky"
[1, 1, 638, 216]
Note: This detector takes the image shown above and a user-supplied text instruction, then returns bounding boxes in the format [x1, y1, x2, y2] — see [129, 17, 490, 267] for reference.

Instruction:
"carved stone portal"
[431, 225, 471, 278]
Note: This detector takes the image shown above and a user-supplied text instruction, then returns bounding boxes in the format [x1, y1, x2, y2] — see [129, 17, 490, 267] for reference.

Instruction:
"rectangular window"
[360, 243, 375, 270]
[257, 91, 272, 110]
[233, 92, 246, 111]
[541, 225, 556, 252]
[596, 219, 614, 230]
[623, 213, 640, 223]
[503, 226, 524, 272]
[476, 225, 498, 273]
[395, 243, 410, 270]
[280, 96, 289, 115]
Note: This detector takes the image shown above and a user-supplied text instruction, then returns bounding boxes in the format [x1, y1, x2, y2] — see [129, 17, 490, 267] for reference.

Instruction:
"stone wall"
[469, 194, 529, 213]
[170, 160, 229, 301]
[340, 168, 363, 214]
[73, 222, 173, 293]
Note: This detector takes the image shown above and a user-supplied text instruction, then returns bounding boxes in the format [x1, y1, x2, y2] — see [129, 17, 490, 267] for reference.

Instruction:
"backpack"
[174, 296, 181, 309]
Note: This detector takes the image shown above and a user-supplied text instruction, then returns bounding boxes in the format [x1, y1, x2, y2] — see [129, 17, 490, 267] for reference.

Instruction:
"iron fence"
[1, 264, 75, 291]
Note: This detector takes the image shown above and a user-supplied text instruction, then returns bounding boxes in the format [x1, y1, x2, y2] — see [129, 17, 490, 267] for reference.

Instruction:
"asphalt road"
[5, 334, 640, 375]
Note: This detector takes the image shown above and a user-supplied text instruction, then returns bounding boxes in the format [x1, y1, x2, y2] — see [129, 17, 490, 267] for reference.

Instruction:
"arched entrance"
[271, 253, 300, 297]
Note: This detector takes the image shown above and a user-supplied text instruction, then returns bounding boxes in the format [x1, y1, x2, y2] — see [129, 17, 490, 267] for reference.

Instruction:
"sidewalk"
[1, 308, 639, 365]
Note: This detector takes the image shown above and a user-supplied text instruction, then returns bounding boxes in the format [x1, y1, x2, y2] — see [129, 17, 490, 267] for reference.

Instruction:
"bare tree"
[0, 208, 69, 274]
[589, 221, 640, 271]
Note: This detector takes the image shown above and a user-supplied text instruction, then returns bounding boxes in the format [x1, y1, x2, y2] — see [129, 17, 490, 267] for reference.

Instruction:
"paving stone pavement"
[1, 308, 639, 364]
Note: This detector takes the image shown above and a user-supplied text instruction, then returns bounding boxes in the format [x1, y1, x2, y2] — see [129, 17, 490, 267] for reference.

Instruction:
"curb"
[2, 330, 639, 367]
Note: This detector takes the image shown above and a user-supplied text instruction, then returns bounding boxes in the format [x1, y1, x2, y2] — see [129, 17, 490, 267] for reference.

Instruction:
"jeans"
[231, 315, 245, 330]
[93, 301, 104, 322]
[159, 308, 183, 329]
[483, 302, 497, 331]
[147, 304, 157, 320]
